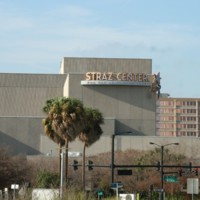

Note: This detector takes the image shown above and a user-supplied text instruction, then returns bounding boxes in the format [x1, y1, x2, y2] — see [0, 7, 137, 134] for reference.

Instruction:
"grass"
[16, 188, 117, 200]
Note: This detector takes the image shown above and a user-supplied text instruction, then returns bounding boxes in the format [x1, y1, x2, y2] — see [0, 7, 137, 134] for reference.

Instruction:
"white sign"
[85, 72, 149, 82]
[11, 184, 19, 190]
[68, 151, 82, 157]
[32, 189, 59, 200]
[81, 80, 151, 86]
[187, 178, 199, 194]
[82, 72, 153, 86]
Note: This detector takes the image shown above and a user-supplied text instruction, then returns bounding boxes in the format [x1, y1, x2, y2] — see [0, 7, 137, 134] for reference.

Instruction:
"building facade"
[156, 96, 200, 137]
[0, 57, 159, 156]
[60, 57, 157, 136]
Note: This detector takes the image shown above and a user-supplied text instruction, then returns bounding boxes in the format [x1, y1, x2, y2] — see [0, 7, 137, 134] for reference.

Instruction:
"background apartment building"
[156, 95, 200, 137]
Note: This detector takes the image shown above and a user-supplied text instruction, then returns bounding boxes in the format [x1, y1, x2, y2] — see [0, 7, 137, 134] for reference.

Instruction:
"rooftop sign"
[81, 72, 152, 86]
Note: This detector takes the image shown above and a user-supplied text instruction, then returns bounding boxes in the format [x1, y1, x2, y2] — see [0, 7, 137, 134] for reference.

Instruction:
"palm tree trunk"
[59, 142, 62, 175]
[82, 143, 86, 191]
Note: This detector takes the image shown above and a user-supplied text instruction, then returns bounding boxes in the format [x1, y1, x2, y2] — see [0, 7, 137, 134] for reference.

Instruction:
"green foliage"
[42, 96, 104, 189]
[36, 170, 60, 188]
[79, 107, 104, 147]
[85, 107, 104, 125]
[23, 148, 198, 199]
[42, 97, 87, 143]
[42, 97, 104, 147]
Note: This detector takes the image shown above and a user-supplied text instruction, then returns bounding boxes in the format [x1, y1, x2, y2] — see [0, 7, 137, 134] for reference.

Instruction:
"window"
[182, 132, 186, 136]
[176, 101, 182, 106]
[160, 101, 174, 106]
[160, 116, 174, 121]
[187, 124, 196, 129]
[159, 131, 174, 136]
[187, 117, 196, 121]
[187, 101, 195, 106]
[187, 109, 196, 114]
[187, 132, 197, 136]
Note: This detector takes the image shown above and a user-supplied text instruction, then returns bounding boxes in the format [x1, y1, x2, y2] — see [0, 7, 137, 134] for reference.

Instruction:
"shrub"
[35, 170, 60, 188]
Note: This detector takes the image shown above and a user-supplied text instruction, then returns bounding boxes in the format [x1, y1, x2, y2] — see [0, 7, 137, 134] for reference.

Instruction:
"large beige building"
[60, 57, 156, 136]
[156, 96, 200, 137]
[0, 57, 158, 156]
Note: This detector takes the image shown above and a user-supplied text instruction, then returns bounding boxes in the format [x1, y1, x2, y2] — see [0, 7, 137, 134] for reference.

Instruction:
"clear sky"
[0, 0, 200, 98]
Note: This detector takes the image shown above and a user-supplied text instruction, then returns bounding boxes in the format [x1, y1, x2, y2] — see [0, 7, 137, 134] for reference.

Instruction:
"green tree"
[42, 99, 65, 174]
[42, 97, 85, 186]
[36, 170, 60, 188]
[43, 98, 65, 178]
[135, 148, 186, 197]
[79, 107, 104, 190]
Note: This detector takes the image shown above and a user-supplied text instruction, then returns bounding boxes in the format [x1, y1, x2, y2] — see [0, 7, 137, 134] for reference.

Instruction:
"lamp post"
[111, 131, 132, 183]
[60, 149, 65, 200]
[149, 142, 179, 200]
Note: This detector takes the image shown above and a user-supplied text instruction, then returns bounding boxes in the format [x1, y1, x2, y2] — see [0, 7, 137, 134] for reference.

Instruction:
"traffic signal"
[195, 168, 198, 176]
[88, 160, 93, 171]
[73, 160, 78, 170]
[150, 184, 153, 191]
[156, 161, 160, 171]
[179, 167, 183, 177]
[189, 162, 192, 172]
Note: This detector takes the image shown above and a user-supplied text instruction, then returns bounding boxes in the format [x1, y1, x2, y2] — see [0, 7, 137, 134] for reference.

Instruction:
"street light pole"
[60, 150, 65, 200]
[161, 145, 164, 200]
[150, 142, 179, 200]
[111, 134, 115, 183]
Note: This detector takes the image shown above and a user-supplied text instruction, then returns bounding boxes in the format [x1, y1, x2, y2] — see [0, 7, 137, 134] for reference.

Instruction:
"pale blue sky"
[0, 0, 200, 97]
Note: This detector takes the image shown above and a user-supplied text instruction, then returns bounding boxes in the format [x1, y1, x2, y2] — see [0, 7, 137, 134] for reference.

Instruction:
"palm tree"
[42, 97, 86, 186]
[43, 98, 65, 175]
[42, 116, 65, 174]
[79, 107, 104, 191]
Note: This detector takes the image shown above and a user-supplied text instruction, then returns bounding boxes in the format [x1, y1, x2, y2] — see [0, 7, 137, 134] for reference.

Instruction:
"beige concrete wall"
[82, 85, 156, 135]
[67, 73, 84, 99]
[59, 58, 65, 74]
[65, 73, 156, 136]
[63, 74, 69, 97]
[0, 115, 199, 159]
[73, 135, 200, 159]
[61, 57, 152, 74]
[41, 134, 200, 159]
[0, 116, 116, 156]
[0, 117, 42, 155]
[61, 58, 156, 136]
[0, 73, 67, 116]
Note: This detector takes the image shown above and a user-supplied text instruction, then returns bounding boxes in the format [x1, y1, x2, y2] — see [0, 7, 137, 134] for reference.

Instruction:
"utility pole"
[150, 142, 179, 200]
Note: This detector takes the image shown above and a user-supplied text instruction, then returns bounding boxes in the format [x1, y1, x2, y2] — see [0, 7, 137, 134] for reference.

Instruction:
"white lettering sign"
[85, 72, 149, 82]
